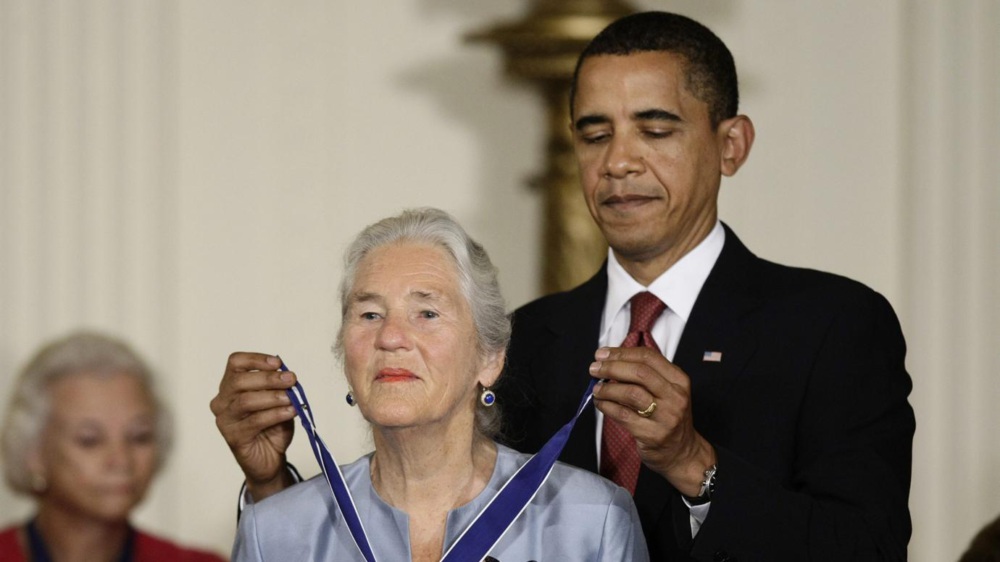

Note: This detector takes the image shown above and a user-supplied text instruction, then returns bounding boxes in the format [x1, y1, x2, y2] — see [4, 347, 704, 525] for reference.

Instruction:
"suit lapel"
[675, 224, 762, 442]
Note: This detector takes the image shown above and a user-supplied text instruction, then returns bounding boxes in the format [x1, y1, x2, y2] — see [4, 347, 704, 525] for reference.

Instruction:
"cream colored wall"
[1, 1, 997, 560]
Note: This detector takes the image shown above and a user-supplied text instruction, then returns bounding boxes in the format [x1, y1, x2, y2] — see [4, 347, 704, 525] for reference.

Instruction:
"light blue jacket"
[233, 444, 648, 561]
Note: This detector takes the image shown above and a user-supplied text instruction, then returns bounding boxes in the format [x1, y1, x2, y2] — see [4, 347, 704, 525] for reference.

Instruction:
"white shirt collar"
[603, 221, 726, 335]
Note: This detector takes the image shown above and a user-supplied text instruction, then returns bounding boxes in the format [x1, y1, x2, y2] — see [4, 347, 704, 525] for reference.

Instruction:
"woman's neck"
[370, 424, 498, 562]
[33, 504, 130, 562]
[370, 427, 497, 511]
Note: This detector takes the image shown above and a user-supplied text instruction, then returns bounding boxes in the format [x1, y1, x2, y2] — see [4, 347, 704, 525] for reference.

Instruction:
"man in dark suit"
[211, 11, 913, 561]
[497, 11, 914, 561]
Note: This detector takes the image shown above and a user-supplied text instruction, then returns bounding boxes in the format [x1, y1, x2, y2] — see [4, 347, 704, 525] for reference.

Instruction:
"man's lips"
[601, 194, 660, 208]
[376, 368, 418, 382]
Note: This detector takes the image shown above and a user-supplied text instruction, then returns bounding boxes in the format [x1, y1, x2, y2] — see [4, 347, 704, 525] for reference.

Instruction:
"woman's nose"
[105, 440, 135, 471]
[375, 313, 411, 350]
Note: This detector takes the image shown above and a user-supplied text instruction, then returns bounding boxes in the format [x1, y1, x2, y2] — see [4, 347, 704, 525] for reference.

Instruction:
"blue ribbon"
[281, 362, 378, 562]
[281, 359, 597, 562]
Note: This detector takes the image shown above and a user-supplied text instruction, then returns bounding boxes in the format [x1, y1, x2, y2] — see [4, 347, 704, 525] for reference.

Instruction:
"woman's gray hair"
[334, 208, 511, 438]
[1, 330, 173, 496]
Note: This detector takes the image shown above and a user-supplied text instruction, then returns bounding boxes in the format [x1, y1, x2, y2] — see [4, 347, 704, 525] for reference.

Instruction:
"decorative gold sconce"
[468, 0, 636, 295]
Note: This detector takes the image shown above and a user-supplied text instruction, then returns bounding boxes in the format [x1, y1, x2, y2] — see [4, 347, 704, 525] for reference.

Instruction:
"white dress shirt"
[595, 220, 725, 538]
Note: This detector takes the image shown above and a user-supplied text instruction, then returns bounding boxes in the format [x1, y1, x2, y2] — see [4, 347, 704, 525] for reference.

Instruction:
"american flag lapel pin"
[703, 350, 723, 362]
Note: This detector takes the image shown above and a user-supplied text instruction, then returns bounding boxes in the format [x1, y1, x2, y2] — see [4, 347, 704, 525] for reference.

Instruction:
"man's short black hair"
[570, 11, 739, 128]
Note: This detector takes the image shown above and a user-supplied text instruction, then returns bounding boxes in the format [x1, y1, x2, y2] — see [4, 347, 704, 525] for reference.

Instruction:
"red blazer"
[0, 525, 227, 562]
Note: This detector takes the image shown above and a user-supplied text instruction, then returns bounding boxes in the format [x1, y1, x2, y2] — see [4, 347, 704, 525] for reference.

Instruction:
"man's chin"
[603, 231, 660, 261]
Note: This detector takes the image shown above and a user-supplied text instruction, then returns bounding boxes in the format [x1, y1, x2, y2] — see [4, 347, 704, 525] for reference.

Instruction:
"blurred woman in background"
[0, 331, 226, 562]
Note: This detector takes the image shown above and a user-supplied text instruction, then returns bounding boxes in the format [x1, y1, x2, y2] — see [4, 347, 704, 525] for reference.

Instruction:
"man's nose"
[603, 135, 645, 178]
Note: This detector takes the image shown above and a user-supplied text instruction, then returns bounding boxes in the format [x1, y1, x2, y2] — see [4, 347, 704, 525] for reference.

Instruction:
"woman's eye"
[75, 435, 101, 448]
[129, 431, 155, 445]
[360, 312, 381, 320]
[420, 310, 439, 319]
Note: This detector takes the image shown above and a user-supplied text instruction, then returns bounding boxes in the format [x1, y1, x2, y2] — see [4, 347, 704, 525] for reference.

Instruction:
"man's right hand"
[210, 352, 298, 502]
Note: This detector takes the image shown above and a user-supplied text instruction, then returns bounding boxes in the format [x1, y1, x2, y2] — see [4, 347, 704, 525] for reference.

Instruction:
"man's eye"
[644, 129, 675, 139]
[581, 133, 609, 144]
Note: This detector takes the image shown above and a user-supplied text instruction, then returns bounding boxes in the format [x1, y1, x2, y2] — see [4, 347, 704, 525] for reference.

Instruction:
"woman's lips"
[101, 484, 138, 496]
[376, 368, 417, 382]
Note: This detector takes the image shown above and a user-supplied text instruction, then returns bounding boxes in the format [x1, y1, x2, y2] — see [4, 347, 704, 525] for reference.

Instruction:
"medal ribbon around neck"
[280, 359, 598, 562]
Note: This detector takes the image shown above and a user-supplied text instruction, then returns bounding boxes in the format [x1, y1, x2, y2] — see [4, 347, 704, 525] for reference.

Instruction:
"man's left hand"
[590, 345, 716, 497]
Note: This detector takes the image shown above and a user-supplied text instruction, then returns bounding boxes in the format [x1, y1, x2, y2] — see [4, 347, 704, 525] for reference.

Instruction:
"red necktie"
[600, 291, 667, 494]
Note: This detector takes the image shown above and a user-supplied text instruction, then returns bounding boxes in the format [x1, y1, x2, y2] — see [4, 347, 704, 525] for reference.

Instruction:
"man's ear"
[719, 115, 755, 177]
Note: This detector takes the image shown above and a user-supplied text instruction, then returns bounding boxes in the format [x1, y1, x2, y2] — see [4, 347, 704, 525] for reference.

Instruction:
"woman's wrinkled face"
[341, 242, 499, 432]
[32, 371, 159, 522]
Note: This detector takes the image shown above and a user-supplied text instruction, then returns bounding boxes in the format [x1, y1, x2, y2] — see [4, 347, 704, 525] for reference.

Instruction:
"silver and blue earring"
[346, 391, 356, 406]
[480, 386, 496, 407]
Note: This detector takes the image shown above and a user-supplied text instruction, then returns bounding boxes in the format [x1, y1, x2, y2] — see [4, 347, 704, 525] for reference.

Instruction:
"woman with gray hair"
[215, 208, 647, 561]
[0, 331, 226, 562]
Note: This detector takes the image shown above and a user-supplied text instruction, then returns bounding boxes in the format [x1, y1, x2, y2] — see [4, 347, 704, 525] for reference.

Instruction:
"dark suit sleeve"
[690, 289, 914, 562]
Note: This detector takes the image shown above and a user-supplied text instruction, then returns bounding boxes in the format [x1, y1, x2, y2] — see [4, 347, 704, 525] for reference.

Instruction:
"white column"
[903, 1, 1000, 560]
[0, 0, 178, 534]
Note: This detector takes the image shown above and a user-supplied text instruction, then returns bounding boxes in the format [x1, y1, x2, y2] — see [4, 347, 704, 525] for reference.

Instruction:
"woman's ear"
[719, 115, 755, 177]
[26, 444, 43, 473]
[26, 446, 48, 493]
[478, 351, 505, 389]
